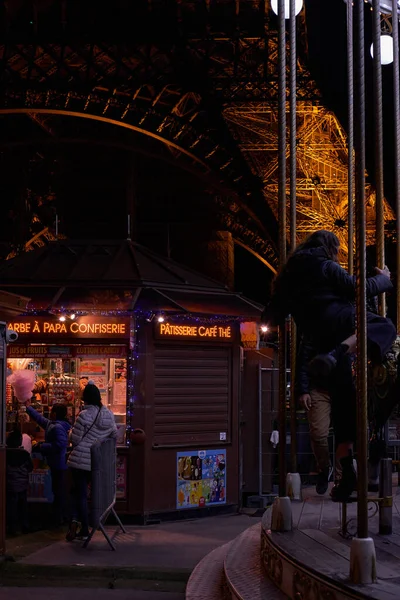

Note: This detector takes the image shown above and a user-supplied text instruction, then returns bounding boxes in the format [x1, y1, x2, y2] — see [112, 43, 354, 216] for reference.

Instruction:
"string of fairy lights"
[21, 308, 253, 324]
[126, 319, 139, 445]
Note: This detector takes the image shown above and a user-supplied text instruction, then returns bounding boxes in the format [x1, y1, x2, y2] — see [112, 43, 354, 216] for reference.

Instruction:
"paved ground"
[0, 589, 184, 600]
[16, 513, 260, 570]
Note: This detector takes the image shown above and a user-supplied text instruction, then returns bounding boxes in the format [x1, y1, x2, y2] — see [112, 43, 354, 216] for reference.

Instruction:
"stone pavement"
[1, 512, 261, 599]
[0, 589, 184, 600]
[16, 513, 260, 570]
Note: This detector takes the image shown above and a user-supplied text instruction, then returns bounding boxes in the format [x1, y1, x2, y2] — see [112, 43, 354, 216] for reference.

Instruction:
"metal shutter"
[153, 345, 230, 446]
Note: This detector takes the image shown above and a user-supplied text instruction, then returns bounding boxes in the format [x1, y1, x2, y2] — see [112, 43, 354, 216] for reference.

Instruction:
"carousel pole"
[347, 0, 355, 275]
[350, 0, 377, 583]
[287, 0, 301, 502]
[393, 0, 400, 332]
[372, 0, 386, 317]
[271, 0, 292, 532]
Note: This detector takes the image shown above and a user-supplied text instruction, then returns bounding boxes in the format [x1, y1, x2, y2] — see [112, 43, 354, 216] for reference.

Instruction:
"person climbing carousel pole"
[267, 229, 396, 501]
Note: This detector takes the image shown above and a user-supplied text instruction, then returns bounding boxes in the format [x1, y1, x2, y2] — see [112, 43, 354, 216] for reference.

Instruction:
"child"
[6, 428, 33, 535]
[25, 402, 71, 526]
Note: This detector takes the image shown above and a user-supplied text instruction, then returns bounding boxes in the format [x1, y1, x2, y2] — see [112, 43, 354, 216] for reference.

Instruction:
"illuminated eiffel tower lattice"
[223, 34, 395, 264]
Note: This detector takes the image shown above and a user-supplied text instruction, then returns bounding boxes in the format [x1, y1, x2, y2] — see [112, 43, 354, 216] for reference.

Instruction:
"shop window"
[7, 346, 128, 447]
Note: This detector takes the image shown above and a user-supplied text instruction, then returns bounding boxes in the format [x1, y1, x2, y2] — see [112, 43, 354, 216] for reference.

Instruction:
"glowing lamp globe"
[271, 0, 303, 18]
[370, 35, 394, 66]
[130, 428, 146, 445]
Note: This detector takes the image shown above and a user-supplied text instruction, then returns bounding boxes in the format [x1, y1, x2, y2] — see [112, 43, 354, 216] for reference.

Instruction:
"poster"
[79, 359, 108, 402]
[116, 454, 127, 499]
[28, 452, 54, 503]
[176, 449, 226, 509]
[113, 358, 127, 407]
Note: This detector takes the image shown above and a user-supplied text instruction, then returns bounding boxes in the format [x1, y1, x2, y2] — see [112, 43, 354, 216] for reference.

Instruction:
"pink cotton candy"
[7, 369, 36, 401]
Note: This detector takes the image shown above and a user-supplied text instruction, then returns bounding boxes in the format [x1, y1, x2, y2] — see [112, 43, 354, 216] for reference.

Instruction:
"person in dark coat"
[268, 230, 395, 370]
[268, 230, 396, 500]
[25, 402, 71, 526]
[6, 428, 33, 535]
[296, 333, 357, 501]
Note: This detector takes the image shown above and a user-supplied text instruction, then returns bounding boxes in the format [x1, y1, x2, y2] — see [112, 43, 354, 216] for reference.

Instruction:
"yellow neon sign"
[159, 322, 232, 339]
[7, 317, 129, 338]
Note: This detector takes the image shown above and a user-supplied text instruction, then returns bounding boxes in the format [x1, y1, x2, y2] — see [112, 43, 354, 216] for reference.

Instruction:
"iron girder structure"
[0, 0, 394, 269]
[0, 37, 279, 270]
[224, 98, 395, 263]
[0, 0, 314, 270]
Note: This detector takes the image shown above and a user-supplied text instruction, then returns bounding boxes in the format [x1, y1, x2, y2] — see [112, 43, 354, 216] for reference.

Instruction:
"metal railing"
[84, 437, 126, 551]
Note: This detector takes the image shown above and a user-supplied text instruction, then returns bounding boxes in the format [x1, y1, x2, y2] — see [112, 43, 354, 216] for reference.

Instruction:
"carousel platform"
[186, 480, 400, 600]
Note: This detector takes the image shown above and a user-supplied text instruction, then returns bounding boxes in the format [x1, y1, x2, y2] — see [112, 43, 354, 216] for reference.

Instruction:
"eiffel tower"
[0, 0, 393, 268]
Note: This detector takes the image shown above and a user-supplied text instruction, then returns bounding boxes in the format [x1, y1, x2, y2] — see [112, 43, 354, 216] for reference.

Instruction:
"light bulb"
[157, 315, 165, 323]
[261, 325, 269, 333]
[70, 313, 76, 320]
[271, 0, 303, 18]
[370, 35, 394, 66]
[59, 315, 66, 322]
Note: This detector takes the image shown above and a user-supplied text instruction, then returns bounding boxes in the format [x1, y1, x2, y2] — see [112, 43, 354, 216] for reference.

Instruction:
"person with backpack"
[66, 380, 117, 541]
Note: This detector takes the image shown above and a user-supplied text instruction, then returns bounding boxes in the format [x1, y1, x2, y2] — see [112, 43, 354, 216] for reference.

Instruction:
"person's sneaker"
[331, 453, 357, 502]
[316, 466, 333, 495]
[308, 353, 337, 381]
[76, 528, 90, 540]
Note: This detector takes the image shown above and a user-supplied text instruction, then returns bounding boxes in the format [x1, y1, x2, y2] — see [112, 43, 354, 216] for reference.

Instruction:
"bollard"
[379, 458, 392, 535]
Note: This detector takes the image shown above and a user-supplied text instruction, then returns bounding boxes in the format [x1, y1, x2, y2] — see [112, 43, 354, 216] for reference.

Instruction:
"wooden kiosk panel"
[135, 320, 240, 516]
[153, 345, 231, 446]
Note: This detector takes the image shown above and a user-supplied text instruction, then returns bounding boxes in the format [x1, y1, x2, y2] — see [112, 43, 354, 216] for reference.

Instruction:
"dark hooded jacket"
[27, 406, 71, 471]
[6, 448, 33, 493]
[268, 247, 393, 351]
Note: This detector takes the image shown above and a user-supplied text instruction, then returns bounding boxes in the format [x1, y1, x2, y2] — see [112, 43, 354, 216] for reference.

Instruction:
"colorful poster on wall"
[176, 449, 226, 509]
[79, 359, 108, 403]
[28, 452, 54, 503]
[113, 358, 127, 407]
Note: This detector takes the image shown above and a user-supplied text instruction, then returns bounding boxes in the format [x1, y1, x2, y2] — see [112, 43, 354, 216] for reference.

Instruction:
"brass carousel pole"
[271, 0, 292, 532]
[288, 0, 300, 500]
[393, 0, 400, 332]
[350, 0, 376, 583]
[372, 0, 386, 316]
[347, 0, 355, 275]
[277, 0, 287, 501]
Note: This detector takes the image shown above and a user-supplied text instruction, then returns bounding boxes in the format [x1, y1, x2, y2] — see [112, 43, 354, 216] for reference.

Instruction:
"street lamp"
[270, 0, 303, 19]
[370, 34, 394, 64]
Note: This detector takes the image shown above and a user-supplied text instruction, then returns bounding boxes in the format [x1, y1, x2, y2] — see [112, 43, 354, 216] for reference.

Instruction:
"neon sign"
[157, 322, 232, 341]
[7, 317, 130, 339]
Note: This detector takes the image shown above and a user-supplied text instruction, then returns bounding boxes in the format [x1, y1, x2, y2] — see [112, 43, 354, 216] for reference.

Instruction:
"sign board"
[7, 317, 130, 341]
[28, 452, 54, 503]
[155, 322, 233, 342]
[176, 449, 226, 509]
[8, 344, 127, 358]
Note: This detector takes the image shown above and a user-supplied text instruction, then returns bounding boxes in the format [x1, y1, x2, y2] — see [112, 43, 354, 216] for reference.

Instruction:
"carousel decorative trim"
[260, 529, 283, 588]
[260, 526, 369, 600]
[293, 570, 338, 600]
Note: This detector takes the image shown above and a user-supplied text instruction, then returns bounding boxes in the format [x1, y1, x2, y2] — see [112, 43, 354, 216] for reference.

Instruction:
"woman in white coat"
[66, 380, 117, 541]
